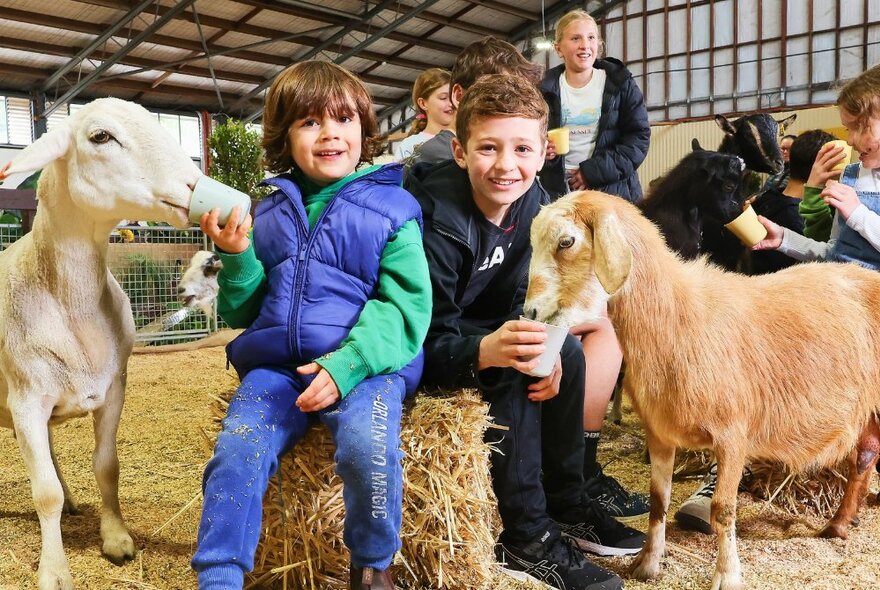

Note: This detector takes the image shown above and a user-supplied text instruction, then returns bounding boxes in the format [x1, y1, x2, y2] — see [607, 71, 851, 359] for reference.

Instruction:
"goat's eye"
[723, 182, 737, 193]
[89, 130, 113, 144]
[558, 236, 575, 249]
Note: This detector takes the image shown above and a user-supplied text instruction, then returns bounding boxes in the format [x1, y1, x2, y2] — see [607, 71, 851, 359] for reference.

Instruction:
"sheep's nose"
[523, 307, 538, 320]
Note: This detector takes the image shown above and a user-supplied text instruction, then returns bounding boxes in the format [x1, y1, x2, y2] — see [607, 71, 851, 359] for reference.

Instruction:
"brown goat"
[523, 191, 880, 590]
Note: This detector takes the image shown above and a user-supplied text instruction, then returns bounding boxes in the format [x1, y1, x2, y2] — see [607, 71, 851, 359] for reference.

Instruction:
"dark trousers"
[481, 334, 586, 544]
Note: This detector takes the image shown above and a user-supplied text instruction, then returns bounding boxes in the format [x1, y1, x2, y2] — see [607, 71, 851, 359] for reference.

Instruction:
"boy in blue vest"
[191, 61, 431, 590]
[405, 74, 644, 590]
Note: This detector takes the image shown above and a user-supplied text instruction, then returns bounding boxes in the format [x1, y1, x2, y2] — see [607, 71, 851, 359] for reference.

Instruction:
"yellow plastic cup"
[823, 139, 853, 173]
[724, 205, 768, 247]
[548, 127, 570, 155]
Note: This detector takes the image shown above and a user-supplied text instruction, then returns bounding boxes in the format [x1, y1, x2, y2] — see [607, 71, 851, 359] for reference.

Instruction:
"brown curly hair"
[261, 61, 381, 174]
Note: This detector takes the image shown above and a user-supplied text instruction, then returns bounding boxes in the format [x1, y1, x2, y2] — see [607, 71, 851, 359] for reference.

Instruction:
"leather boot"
[349, 565, 396, 590]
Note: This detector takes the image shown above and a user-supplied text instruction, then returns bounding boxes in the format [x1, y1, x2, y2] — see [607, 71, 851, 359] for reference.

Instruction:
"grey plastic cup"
[519, 316, 569, 378]
[188, 175, 252, 227]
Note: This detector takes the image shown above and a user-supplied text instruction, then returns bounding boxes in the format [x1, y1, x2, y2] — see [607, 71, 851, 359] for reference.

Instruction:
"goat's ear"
[692, 138, 704, 151]
[776, 113, 797, 132]
[714, 114, 737, 136]
[592, 212, 631, 295]
[0, 124, 71, 189]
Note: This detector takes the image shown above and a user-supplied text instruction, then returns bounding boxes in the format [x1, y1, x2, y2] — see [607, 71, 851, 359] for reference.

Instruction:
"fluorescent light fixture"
[535, 38, 554, 51]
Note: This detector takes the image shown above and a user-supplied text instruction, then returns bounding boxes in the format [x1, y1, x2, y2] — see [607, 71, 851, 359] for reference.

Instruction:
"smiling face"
[555, 18, 601, 75]
[288, 110, 362, 186]
[419, 85, 454, 129]
[453, 115, 545, 225]
[840, 106, 880, 169]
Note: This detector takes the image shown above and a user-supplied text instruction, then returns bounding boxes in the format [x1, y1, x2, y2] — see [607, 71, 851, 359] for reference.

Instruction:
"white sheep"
[0, 97, 201, 590]
[524, 191, 880, 590]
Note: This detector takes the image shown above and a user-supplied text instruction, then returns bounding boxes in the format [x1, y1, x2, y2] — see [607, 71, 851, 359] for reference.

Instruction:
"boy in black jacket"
[406, 74, 643, 590]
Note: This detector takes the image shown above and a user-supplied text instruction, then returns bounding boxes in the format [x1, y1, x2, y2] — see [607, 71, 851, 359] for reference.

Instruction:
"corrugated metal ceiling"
[0, 0, 626, 124]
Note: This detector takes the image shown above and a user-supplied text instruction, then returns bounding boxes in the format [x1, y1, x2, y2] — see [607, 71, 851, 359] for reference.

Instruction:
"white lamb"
[0, 97, 201, 590]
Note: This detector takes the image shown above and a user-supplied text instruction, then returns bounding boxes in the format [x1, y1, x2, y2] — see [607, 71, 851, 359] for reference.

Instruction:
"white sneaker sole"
[564, 533, 643, 557]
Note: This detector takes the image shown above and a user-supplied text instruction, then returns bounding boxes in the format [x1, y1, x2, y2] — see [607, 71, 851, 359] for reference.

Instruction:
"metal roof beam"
[4, 6, 435, 73]
[42, 0, 156, 91]
[42, 0, 198, 119]
[234, 0, 461, 55]
[461, 0, 537, 20]
[240, 0, 445, 121]
[509, 0, 628, 43]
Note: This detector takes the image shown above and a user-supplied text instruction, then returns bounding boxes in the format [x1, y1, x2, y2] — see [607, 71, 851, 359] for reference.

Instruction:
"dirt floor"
[1, 345, 879, 589]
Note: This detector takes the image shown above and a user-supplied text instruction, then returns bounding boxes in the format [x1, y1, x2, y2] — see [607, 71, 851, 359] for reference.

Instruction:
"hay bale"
[210, 389, 502, 590]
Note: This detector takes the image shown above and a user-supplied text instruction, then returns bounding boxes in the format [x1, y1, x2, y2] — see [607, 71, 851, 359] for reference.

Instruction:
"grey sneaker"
[675, 463, 716, 534]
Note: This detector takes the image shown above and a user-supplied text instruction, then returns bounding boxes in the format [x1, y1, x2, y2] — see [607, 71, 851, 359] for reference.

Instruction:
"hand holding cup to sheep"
[751, 215, 784, 250]
[200, 206, 253, 254]
[477, 319, 546, 374]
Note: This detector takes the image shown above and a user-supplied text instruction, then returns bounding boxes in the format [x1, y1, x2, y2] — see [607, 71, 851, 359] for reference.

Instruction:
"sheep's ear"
[592, 212, 631, 295]
[0, 125, 71, 188]
[714, 114, 737, 136]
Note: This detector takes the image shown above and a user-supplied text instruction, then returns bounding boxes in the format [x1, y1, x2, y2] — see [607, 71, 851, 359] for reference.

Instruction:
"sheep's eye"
[558, 236, 575, 249]
[90, 130, 113, 144]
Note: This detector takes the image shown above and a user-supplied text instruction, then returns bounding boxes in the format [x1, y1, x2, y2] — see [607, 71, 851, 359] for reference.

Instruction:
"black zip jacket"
[540, 58, 650, 202]
[404, 160, 549, 390]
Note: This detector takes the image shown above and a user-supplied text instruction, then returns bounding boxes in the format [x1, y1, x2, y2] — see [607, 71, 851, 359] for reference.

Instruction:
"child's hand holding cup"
[190, 175, 253, 253]
[822, 139, 853, 173]
[189, 176, 252, 228]
[519, 316, 569, 378]
[725, 204, 768, 247]
[547, 127, 571, 158]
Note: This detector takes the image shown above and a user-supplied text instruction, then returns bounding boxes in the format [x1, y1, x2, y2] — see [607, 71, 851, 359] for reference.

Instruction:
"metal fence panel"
[1, 223, 224, 345]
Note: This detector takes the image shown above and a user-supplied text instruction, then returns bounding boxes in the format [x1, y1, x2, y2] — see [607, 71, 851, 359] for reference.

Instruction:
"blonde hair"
[837, 63, 880, 128]
[407, 68, 451, 137]
[261, 61, 380, 174]
[554, 9, 605, 58]
[455, 74, 548, 148]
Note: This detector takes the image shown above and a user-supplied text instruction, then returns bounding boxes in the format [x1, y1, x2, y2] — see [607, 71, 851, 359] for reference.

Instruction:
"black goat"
[701, 112, 798, 270]
[640, 146, 747, 259]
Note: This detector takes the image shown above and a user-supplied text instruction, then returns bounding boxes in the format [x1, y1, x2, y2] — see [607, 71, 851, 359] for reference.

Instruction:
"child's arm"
[200, 207, 267, 327]
[754, 214, 832, 261]
[825, 180, 880, 253]
[305, 219, 431, 403]
[800, 144, 848, 241]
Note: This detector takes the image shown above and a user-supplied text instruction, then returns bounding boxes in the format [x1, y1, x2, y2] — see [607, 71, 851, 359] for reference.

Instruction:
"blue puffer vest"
[226, 164, 425, 394]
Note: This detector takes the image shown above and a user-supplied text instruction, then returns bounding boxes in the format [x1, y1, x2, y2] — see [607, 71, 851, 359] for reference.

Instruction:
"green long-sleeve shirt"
[799, 185, 833, 242]
[216, 167, 431, 397]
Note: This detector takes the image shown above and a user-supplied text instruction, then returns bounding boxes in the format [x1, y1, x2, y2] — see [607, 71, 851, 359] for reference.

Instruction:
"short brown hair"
[837, 63, 880, 128]
[450, 37, 543, 93]
[455, 74, 549, 148]
[261, 61, 380, 174]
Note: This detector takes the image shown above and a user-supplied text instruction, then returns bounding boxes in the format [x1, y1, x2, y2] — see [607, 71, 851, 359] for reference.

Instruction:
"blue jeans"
[191, 367, 406, 589]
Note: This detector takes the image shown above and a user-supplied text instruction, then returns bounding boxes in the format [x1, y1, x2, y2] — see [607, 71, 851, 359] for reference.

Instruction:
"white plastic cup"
[188, 175, 252, 227]
[547, 127, 571, 155]
[519, 316, 569, 378]
[724, 204, 768, 247]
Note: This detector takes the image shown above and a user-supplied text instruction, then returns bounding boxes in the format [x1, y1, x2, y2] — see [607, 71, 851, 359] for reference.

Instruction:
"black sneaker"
[550, 497, 646, 557]
[496, 529, 623, 590]
[584, 466, 650, 520]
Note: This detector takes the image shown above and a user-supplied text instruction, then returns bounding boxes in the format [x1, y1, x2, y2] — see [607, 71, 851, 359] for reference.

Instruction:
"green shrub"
[208, 119, 270, 200]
